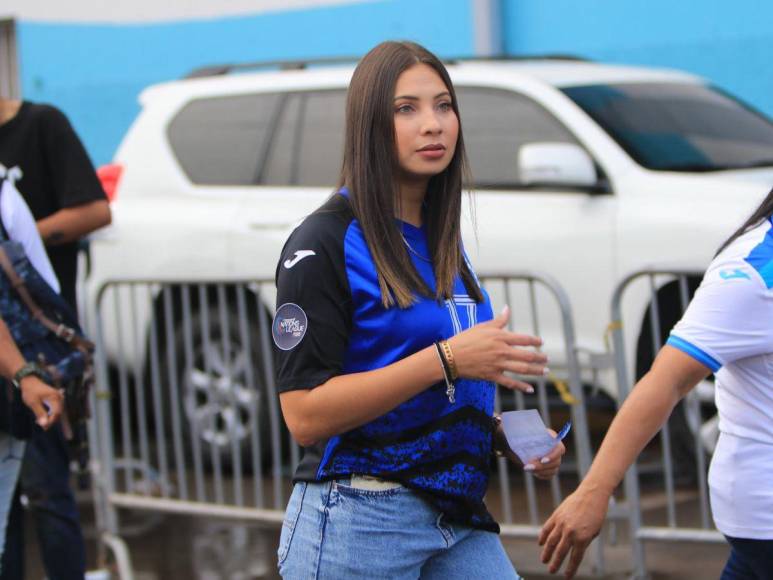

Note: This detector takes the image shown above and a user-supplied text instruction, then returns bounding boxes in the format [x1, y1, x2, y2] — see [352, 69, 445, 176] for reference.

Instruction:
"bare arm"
[281, 342, 444, 446]
[0, 317, 63, 429]
[538, 345, 710, 578]
[281, 307, 547, 447]
[37, 199, 111, 246]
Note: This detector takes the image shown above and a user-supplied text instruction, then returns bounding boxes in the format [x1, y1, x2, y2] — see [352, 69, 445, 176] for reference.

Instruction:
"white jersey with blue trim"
[667, 216, 773, 539]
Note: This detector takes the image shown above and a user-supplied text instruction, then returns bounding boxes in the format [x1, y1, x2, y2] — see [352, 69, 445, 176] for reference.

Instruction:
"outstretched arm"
[538, 346, 710, 578]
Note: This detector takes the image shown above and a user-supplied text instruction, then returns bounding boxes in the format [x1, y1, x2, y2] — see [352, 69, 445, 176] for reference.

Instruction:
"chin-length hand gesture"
[448, 306, 547, 392]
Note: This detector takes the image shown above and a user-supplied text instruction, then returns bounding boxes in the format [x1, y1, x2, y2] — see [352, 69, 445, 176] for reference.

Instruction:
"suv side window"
[168, 93, 281, 185]
[261, 94, 302, 186]
[261, 90, 347, 187]
[457, 87, 579, 188]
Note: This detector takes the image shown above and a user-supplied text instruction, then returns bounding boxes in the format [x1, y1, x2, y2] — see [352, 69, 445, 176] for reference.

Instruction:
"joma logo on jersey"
[280, 318, 305, 336]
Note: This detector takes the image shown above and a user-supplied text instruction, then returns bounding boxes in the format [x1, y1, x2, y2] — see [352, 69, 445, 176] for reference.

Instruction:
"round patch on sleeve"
[272, 303, 308, 351]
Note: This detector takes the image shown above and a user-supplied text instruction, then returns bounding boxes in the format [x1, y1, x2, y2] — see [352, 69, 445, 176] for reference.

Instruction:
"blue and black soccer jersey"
[273, 192, 499, 532]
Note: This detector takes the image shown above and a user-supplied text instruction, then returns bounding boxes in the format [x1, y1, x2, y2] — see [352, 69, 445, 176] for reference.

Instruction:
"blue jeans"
[0, 435, 24, 573]
[1, 425, 85, 580]
[721, 536, 773, 580]
[278, 480, 520, 579]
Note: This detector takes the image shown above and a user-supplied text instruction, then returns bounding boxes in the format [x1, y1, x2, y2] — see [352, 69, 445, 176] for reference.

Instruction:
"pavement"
[16, 484, 727, 579]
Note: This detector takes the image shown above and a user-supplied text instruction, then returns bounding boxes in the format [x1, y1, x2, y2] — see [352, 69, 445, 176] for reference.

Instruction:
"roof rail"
[446, 54, 589, 64]
[185, 56, 360, 78]
[184, 53, 590, 79]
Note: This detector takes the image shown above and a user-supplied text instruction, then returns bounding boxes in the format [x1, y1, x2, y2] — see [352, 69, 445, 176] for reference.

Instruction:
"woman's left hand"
[525, 428, 565, 479]
[494, 425, 566, 480]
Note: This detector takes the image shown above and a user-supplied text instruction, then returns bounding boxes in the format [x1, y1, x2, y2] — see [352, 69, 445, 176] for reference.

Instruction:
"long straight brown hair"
[339, 41, 482, 309]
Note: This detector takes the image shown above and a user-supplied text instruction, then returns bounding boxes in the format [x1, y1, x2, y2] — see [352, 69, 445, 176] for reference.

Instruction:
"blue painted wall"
[17, 0, 475, 165]
[502, 0, 773, 117]
[17, 0, 773, 166]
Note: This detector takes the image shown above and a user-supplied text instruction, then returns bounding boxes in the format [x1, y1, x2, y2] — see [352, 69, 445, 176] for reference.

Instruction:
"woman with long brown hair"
[272, 41, 565, 578]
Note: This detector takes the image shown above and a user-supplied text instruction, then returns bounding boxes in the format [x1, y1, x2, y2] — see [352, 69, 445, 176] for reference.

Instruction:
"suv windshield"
[563, 82, 773, 172]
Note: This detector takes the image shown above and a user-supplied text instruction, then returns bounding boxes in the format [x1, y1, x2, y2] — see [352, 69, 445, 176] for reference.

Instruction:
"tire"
[159, 302, 271, 472]
[634, 278, 718, 477]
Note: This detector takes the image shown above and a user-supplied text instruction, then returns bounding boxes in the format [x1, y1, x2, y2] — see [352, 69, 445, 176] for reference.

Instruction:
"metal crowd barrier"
[478, 271, 607, 576]
[609, 268, 725, 579]
[87, 272, 597, 577]
[477, 273, 593, 529]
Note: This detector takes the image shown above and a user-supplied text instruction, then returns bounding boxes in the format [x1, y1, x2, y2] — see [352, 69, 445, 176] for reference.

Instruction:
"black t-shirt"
[0, 101, 107, 309]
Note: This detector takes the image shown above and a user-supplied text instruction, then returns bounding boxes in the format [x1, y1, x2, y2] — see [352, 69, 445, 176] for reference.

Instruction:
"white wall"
[1, 0, 368, 23]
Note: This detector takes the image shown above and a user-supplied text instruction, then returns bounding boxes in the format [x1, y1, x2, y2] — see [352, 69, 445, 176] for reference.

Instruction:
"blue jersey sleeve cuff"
[666, 335, 722, 372]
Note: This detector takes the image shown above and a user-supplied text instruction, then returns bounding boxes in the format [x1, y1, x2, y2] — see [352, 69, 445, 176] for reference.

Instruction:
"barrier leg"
[624, 466, 649, 579]
[102, 533, 135, 580]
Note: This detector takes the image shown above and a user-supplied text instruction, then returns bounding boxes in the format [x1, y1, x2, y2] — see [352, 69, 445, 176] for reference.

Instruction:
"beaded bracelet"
[439, 340, 459, 380]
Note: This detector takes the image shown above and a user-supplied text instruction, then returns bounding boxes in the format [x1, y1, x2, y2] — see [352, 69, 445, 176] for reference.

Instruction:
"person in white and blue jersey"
[272, 41, 565, 579]
[540, 188, 773, 580]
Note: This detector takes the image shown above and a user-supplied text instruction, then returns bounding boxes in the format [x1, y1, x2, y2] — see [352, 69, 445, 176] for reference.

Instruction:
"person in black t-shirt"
[0, 100, 110, 308]
[0, 98, 111, 580]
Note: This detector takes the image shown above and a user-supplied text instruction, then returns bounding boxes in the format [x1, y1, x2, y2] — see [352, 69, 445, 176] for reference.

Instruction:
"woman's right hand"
[447, 306, 547, 392]
[20, 376, 64, 430]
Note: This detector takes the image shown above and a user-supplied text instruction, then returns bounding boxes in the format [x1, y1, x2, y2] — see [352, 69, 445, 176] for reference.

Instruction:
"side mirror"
[518, 142, 598, 189]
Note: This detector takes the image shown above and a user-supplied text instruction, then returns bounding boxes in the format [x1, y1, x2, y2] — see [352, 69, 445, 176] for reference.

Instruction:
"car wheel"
[161, 304, 270, 472]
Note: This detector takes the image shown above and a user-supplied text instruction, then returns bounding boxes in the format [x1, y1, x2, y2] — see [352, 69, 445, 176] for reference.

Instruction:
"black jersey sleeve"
[273, 196, 353, 393]
[36, 105, 107, 208]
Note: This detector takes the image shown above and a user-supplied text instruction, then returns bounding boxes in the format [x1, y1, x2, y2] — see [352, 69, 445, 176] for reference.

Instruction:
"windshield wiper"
[657, 163, 727, 172]
[726, 159, 773, 170]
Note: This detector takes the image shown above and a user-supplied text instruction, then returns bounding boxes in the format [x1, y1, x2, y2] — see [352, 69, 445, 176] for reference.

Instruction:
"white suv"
[89, 57, 773, 460]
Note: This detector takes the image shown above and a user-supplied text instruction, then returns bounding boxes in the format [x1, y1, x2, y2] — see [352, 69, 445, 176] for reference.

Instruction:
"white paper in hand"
[500, 409, 566, 464]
